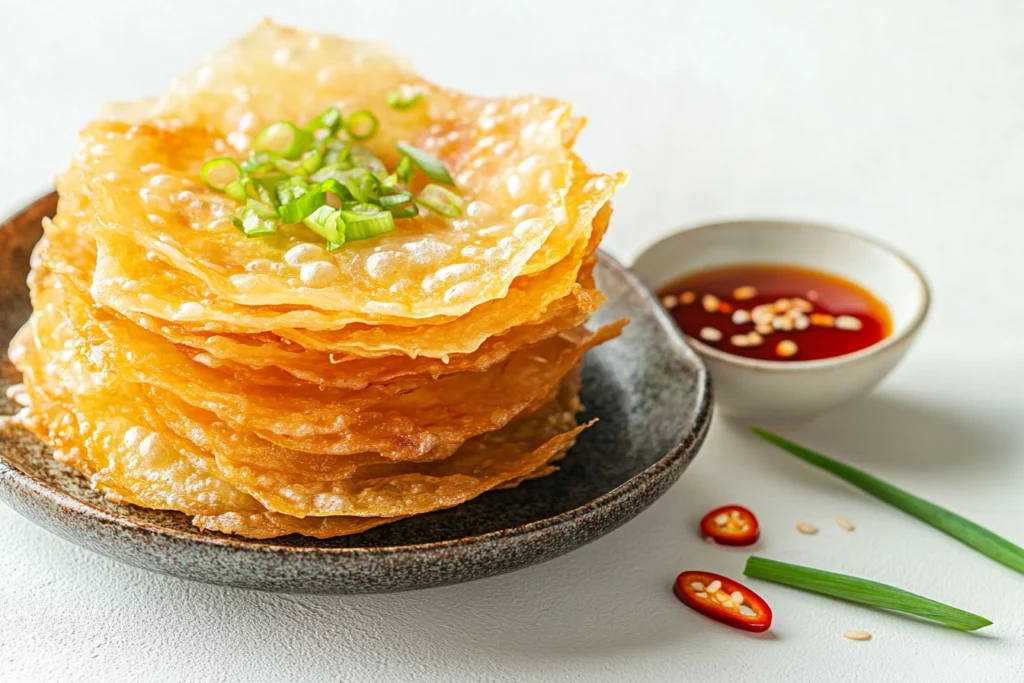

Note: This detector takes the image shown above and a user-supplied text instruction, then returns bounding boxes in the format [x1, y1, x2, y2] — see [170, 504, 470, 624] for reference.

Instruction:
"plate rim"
[0, 191, 712, 562]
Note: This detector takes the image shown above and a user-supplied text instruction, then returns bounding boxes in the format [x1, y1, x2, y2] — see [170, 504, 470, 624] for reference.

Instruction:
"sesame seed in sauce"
[835, 315, 863, 331]
[733, 285, 758, 301]
[772, 316, 795, 331]
[776, 340, 799, 358]
[810, 313, 835, 327]
[699, 326, 723, 342]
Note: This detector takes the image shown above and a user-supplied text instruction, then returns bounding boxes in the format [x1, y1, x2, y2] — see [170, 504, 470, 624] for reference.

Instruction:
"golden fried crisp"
[8, 21, 628, 539]
[14, 275, 591, 527]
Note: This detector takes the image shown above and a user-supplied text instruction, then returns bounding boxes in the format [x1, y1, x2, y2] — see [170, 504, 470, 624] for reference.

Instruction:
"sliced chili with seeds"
[673, 571, 773, 632]
[700, 504, 760, 546]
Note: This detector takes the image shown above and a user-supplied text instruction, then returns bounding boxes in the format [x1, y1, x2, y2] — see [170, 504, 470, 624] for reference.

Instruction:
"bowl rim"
[632, 218, 931, 372]
[0, 193, 714, 564]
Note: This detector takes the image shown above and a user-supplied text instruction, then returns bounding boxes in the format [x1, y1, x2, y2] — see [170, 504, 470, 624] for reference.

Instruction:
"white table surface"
[2, 1, 1023, 680]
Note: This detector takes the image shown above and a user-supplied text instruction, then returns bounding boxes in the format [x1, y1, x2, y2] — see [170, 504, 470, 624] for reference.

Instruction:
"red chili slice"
[673, 571, 773, 632]
[700, 504, 760, 546]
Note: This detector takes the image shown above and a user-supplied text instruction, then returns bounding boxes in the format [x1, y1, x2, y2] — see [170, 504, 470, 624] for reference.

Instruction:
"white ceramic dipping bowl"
[631, 220, 930, 421]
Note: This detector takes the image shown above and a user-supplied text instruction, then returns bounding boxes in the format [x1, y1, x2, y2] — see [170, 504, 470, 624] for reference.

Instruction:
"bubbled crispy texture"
[84, 153, 621, 341]
[16, 265, 593, 522]
[73, 19, 626, 321]
[9, 21, 628, 538]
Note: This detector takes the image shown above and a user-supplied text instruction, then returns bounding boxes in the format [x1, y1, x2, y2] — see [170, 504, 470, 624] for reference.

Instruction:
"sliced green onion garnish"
[340, 169, 380, 204]
[744, 556, 992, 631]
[310, 163, 350, 184]
[251, 173, 290, 192]
[345, 110, 379, 141]
[250, 181, 275, 207]
[246, 199, 278, 220]
[233, 206, 277, 238]
[751, 429, 1024, 575]
[385, 202, 419, 219]
[379, 188, 418, 218]
[315, 178, 353, 203]
[201, 158, 242, 191]
[240, 151, 277, 175]
[379, 188, 413, 207]
[350, 145, 388, 176]
[416, 184, 463, 217]
[304, 106, 343, 136]
[274, 176, 310, 206]
[224, 179, 249, 204]
[278, 191, 326, 224]
[203, 107, 453, 248]
[395, 155, 414, 184]
[342, 204, 395, 241]
[387, 87, 422, 110]
[320, 139, 352, 165]
[253, 121, 312, 160]
[302, 205, 346, 245]
[396, 143, 454, 185]
[274, 149, 324, 176]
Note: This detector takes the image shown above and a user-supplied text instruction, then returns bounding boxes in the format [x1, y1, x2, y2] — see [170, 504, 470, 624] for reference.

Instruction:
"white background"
[2, 1, 1023, 681]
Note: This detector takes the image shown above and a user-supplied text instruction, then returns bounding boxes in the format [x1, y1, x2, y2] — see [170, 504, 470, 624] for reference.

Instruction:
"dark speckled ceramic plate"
[0, 193, 712, 594]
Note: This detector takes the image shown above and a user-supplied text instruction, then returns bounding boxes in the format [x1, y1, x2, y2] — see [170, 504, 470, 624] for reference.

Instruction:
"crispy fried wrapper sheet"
[7, 21, 628, 539]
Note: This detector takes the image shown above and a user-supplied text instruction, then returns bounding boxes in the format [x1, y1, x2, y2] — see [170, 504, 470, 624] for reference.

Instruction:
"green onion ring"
[200, 158, 242, 191]
[342, 205, 396, 241]
[345, 110, 379, 141]
[253, 121, 313, 160]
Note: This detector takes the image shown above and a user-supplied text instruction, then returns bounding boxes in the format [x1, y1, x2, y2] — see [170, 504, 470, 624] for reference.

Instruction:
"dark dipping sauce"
[659, 264, 892, 362]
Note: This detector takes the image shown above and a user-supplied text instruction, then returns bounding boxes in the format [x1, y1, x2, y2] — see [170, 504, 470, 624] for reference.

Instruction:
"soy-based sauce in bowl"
[659, 264, 891, 362]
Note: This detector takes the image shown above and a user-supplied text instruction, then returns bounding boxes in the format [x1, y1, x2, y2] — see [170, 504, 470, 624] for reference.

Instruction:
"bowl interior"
[631, 220, 928, 339]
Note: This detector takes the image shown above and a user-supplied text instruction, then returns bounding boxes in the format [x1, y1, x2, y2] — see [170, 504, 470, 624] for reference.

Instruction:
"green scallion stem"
[751, 428, 1024, 575]
[396, 143, 454, 185]
[744, 556, 991, 631]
